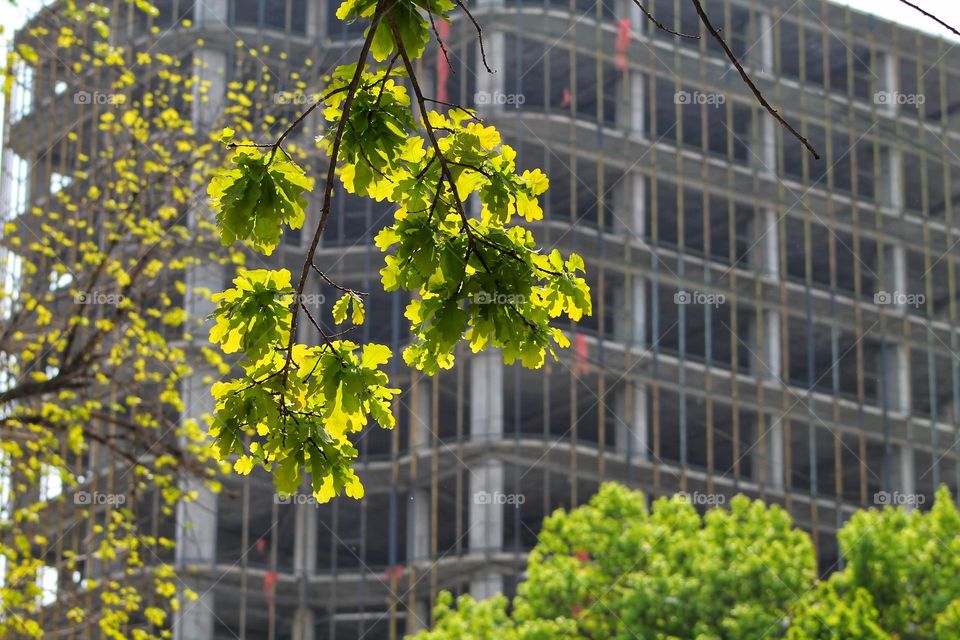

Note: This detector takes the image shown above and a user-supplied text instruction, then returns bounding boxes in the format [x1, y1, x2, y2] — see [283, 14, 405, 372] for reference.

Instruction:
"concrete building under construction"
[4, 0, 960, 638]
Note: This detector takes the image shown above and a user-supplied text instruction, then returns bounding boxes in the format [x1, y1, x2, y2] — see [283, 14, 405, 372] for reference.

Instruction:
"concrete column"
[408, 378, 432, 449]
[889, 444, 917, 510]
[629, 71, 645, 136]
[877, 244, 909, 410]
[630, 172, 646, 239]
[880, 342, 910, 414]
[758, 113, 777, 172]
[468, 351, 504, 598]
[407, 379, 431, 567]
[627, 0, 642, 31]
[470, 351, 503, 440]
[881, 244, 907, 307]
[474, 31, 505, 113]
[406, 599, 431, 636]
[613, 277, 645, 346]
[193, 49, 227, 129]
[631, 278, 647, 347]
[749, 310, 781, 381]
[173, 371, 218, 640]
[173, 204, 225, 640]
[293, 498, 317, 576]
[615, 383, 648, 461]
[308, 0, 325, 38]
[759, 416, 785, 491]
[408, 488, 431, 564]
[292, 607, 315, 640]
[195, 0, 227, 26]
[759, 13, 774, 72]
[879, 149, 904, 210]
[758, 208, 779, 278]
[879, 51, 898, 116]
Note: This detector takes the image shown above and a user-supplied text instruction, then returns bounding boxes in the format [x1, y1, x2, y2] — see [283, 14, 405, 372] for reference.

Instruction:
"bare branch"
[689, 0, 820, 159]
[282, 0, 390, 389]
[309, 263, 368, 296]
[427, 9, 455, 75]
[454, 0, 495, 73]
[632, 0, 700, 38]
[896, 0, 960, 39]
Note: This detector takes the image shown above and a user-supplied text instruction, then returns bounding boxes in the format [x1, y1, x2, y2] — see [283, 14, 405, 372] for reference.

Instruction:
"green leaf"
[332, 293, 351, 324]
[208, 149, 313, 255]
[351, 296, 365, 325]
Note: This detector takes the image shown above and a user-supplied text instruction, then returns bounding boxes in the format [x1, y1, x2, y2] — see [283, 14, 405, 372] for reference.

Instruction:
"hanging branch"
[690, 0, 820, 159]
[896, 0, 960, 39]
[454, 0, 495, 72]
[280, 0, 390, 387]
[632, 0, 700, 39]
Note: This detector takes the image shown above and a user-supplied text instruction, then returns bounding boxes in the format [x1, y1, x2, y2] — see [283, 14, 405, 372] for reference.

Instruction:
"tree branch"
[282, 0, 390, 390]
[690, 0, 820, 159]
[896, 0, 960, 39]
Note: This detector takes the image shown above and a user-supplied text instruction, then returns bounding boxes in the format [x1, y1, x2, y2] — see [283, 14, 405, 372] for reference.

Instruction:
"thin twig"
[690, 0, 820, 159]
[266, 85, 350, 164]
[427, 9, 455, 75]
[454, 0, 494, 73]
[632, 0, 699, 38]
[424, 98, 481, 120]
[896, 0, 960, 39]
[282, 0, 389, 390]
[309, 264, 368, 296]
[390, 16, 492, 274]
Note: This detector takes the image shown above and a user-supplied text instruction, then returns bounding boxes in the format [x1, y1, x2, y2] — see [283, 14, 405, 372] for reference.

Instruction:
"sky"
[839, 0, 960, 41]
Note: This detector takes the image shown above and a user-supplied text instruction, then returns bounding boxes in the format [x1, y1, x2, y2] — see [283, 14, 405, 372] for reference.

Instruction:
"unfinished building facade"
[3, 0, 960, 638]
